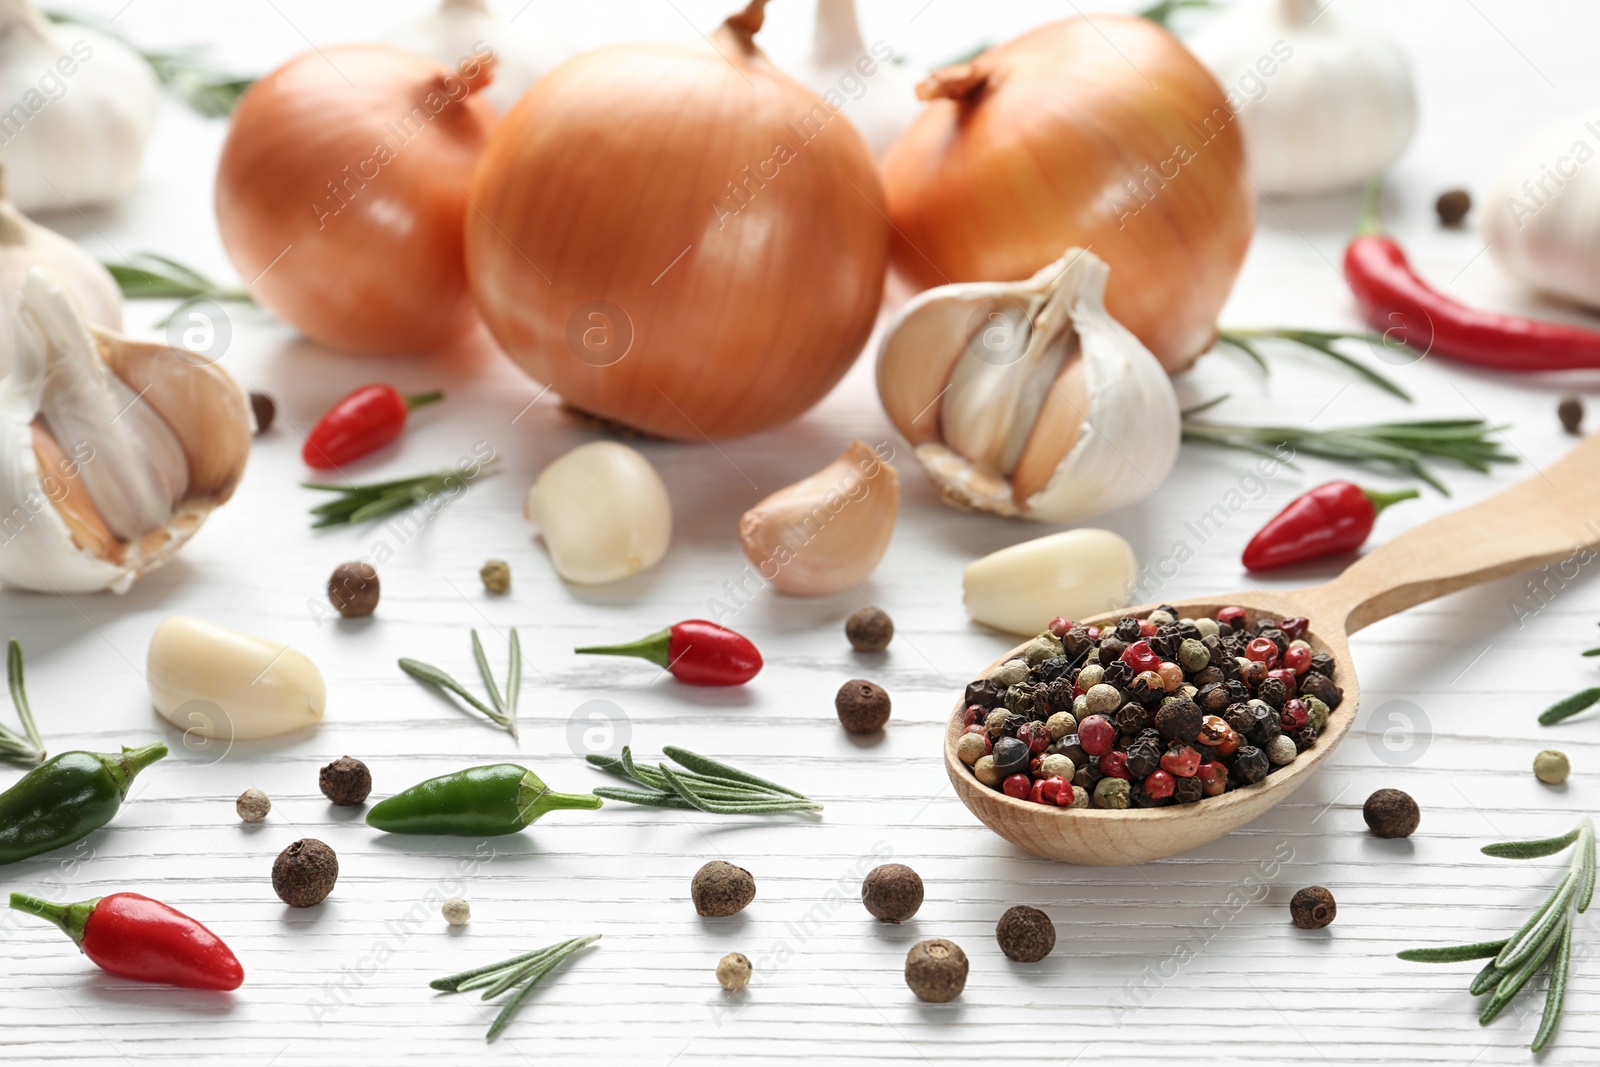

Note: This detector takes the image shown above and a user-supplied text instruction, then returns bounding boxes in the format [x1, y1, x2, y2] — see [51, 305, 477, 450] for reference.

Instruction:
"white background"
[2, 1, 1600, 1064]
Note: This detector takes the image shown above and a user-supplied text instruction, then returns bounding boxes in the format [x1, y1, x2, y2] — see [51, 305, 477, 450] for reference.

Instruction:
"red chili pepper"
[10, 891, 244, 991]
[1345, 182, 1600, 371]
[302, 385, 444, 469]
[575, 620, 762, 685]
[1242, 481, 1418, 571]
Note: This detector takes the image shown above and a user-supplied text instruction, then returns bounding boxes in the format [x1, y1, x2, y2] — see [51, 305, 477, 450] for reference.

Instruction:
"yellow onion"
[215, 45, 498, 356]
[465, 0, 890, 440]
[881, 16, 1254, 373]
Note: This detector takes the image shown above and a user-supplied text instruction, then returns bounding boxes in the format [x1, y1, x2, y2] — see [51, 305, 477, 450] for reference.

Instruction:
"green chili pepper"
[365, 764, 602, 836]
[0, 742, 168, 865]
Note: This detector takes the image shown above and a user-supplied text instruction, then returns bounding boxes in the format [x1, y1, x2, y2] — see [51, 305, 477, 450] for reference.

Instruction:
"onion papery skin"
[465, 18, 891, 440]
[881, 16, 1255, 373]
[215, 45, 498, 356]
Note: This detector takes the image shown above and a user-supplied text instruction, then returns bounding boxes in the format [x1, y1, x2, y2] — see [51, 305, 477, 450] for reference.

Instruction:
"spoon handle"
[1301, 429, 1600, 634]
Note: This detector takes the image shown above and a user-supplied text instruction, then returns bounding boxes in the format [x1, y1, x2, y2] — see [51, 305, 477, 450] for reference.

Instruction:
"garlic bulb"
[0, 168, 119, 340]
[1485, 118, 1600, 310]
[524, 441, 671, 584]
[0, 0, 160, 213]
[738, 439, 898, 596]
[0, 268, 251, 594]
[1186, 0, 1416, 198]
[876, 247, 1180, 523]
[785, 0, 921, 156]
[385, 0, 567, 114]
[964, 528, 1136, 636]
[147, 616, 325, 741]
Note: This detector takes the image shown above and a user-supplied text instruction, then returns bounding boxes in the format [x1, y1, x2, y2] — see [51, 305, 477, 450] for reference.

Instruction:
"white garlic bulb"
[876, 247, 1180, 523]
[785, 0, 922, 156]
[0, 268, 251, 594]
[385, 0, 568, 115]
[0, 168, 119, 341]
[0, 0, 160, 214]
[737, 439, 898, 596]
[524, 440, 671, 584]
[964, 528, 1137, 636]
[147, 616, 325, 741]
[1186, 0, 1416, 198]
[1484, 117, 1600, 310]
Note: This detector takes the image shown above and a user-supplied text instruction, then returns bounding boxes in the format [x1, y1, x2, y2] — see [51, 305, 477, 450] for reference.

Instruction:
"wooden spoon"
[946, 431, 1600, 865]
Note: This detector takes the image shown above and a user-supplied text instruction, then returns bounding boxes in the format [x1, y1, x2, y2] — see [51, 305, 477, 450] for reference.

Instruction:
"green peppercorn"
[1024, 634, 1063, 665]
[1177, 638, 1209, 672]
[1534, 749, 1571, 785]
[1302, 695, 1331, 732]
[1093, 777, 1131, 809]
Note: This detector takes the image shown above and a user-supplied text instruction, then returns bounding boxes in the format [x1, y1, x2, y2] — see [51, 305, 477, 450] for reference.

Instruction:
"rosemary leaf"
[482, 935, 599, 1042]
[1216, 327, 1414, 401]
[472, 630, 505, 718]
[431, 940, 580, 993]
[1468, 956, 1506, 997]
[1482, 916, 1568, 1024]
[1539, 687, 1600, 726]
[0, 640, 45, 767]
[304, 459, 497, 528]
[1396, 938, 1509, 963]
[662, 745, 812, 800]
[506, 629, 522, 740]
[1578, 826, 1596, 913]
[398, 658, 509, 729]
[1494, 868, 1577, 969]
[1533, 922, 1574, 1052]
[591, 786, 692, 809]
[1482, 827, 1583, 860]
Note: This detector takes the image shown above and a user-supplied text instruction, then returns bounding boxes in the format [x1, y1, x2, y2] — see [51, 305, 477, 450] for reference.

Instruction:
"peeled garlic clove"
[737, 440, 898, 596]
[877, 247, 1180, 523]
[0, 268, 251, 595]
[147, 616, 326, 741]
[524, 441, 671, 584]
[963, 528, 1136, 636]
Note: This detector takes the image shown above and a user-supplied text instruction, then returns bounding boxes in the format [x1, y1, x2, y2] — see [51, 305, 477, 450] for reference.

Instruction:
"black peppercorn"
[249, 390, 276, 434]
[1074, 763, 1103, 791]
[1259, 628, 1288, 654]
[319, 756, 371, 806]
[836, 680, 891, 734]
[1149, 632, 1179, 659]
[1299, 673, 1343, 710]
[328, 561, 380, 618]
[1114, 617, 1142, 642]
[1102, 660, 1133, 689]
[1061, 626, 1095, 658]
[1363, 788, 1420, 838]
[1129, 673, 1164, 705]
[1175, 621, 1201, 641]
[1234, 745, 1270, 784]
[905, 939, 968, 1002]
[273, 839, 338, 908]
[1116, 703, 1150, 735]
[1196, 682, 1231, 713]
[1435, 188, 1471, 226]
[1250, 705, 1283, 742]
[964, 679, 1006, 709]
[1256, 677, 1287, 709]
[1290, 885, 1337, 929]
[1125, 740, 1161, 779]
[1224, 703, 1255, 736]
[693, 860, 756, 916]
[1035, 656, 1072, 684]
[993, 736, 1030, 777]
[1155, 699, 1202, 744]
[1131, 785, 1172, 808]
[1098, 636, 1128, 662]
[1309, 652, 1336, 677]
[1192, 666, 1225, 690]
[1290, 724, 1320, 752]
[1558, 395, 1584, 436]
[862, 864, 923, 923]
[845, 607, 894, 652]
[995, 906, 1056, 962]
[1055, 735, 1088, 767]
[1225, 678, 1249, 700]
[1173, 776, 1204, 804]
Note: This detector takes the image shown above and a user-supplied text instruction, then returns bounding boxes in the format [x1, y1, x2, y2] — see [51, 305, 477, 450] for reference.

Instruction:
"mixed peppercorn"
[956, 607, 1343, 810]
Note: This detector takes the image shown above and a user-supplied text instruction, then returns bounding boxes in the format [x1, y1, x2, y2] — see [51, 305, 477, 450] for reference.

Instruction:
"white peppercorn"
[716, 952, 753, 991]
[1039, 753, 1076, 780]
[1045, 711, 1077, 739]
[1084, 683, 1121, 716]
[1194, 617, 1219, 639]
[992, 659, 1029, 686]
[1076, 664, 1105, 688]
[1068, 785, 1090, 808]
[1266, 734, 1298, 766]
[956, 732, 988, 765]
[236, 787, 271, 823]
[974, 755, 1002, 787]
[442, 897, 471, 925]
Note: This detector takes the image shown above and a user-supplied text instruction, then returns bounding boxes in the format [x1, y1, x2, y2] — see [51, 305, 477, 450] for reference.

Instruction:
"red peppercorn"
[1279, 617, 1309, 641]
[1240, 660, 1269, 688]
[1098, 751, 1130, 780]
[1281, 700, 1308, 731]
[1016, 720, 1051, 753]
[1086, 626, 1102, 641]
[1078, 714, 1116, 757]
[1267, 668, 1298, 697]
[1246, 637, 1279, 665]
[1217, 606, 1248, 630]
[963, 705, 983, 726]
[1143, 770, 1176, 799]
[1197, 761, 1229, 796]
[1139, 620, 1158, 638]
[1198, 715, 1232, 747]
[1214, 727, 1243, 756]
[1283, 645, 1312, 675]
[1156, 662, 1184, 691]
[1120, 640, 1160, 674]
[1048, 617, 1073, 638]
[1003, 774, 1032, 799]
[1031, 776, 1070, 806]
[1160, 744, 1201, 778]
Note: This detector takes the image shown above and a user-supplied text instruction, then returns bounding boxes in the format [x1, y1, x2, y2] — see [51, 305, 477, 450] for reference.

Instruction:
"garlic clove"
[737, 440, 899, 596]
[963, 528, 1137, 636]
[147, 616, 325, 742]
[524, 441, 671, 584]
[876, 248, 1181, 523]
[0, 167, 119, 341]
[784, 0, 924, 156]
[385, 0, 570, 115]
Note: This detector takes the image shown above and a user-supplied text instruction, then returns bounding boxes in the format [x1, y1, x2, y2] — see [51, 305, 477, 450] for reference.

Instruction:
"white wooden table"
[4, 1, 1600, 1064]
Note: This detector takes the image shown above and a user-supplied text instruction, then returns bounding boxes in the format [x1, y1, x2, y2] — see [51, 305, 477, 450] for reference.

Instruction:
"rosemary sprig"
[105, 254, 254, 327]
[431, 935, 599, 1042]
[303, 459, 498, 528]
[588, 745, 821, 814]
[0, 640, 45, 767]
[1399, 819, 1594, 1052]
[399, 628, 522, 740]
[1137, 0, 1215, 25]
[1182, 399, 1516, 494]
[1216, 327, 1413, 401]
[1539, 622, 1600, 725]
[44, 10, 254, 117]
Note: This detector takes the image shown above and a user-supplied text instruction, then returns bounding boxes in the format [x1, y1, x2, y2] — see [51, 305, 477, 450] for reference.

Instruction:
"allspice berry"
[480, 559, 511, 594]
[1435, 188, 1471, 226]
[328, 561, 379, 618]
[236, 787, 271, 823]
[1558, 395, 1584, 436]
[319, 756, 372, 806]
[1534, 749, 1571, 785]
[905, 939, 968, 1002]
[249, 390, 276, 434]
[1362, 788, 1419, 839]
[845, 607, 894, 653]
[836, 679, 890, 734]
[692, 860, 755, 917]
[1290, 885, 1336, 929]
[716, 952, 752, 991]
[273, 839, 339, 908]
[996, 905, 1055, 962]
[862, 863, 923, 923]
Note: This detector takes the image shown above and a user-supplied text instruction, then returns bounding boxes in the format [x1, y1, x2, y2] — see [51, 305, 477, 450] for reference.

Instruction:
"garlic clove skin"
[147, 616, 326, 742]
[0, 2, 160, 213]
[737, 439, 899, 596]
[524, 441, 671, 584]
[876, 247, 1180, 523]
[783, 0, 923, 156]
[963, 528, 1137, 636]
[1484, 118, 1600, 310]
[0, 169, 119, 345]
[385, 0, 569, 114]
[1186, 0, 1416, 198]
[0, 268, 251, 594]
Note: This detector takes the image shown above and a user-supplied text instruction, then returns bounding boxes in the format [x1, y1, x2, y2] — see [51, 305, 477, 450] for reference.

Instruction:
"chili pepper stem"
[574, 628, 671, 670]
[404, 390, 445, 412]
[519, 773, 605, 820]
[105, 742, 169, 798]
[1363, 486, 1421, 514]
[8, 893, 100, 946]
[1356, 175, 1384, 236]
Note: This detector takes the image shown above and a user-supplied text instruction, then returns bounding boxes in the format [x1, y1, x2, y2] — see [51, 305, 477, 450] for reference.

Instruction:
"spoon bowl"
[947, 430, 1600, 864]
